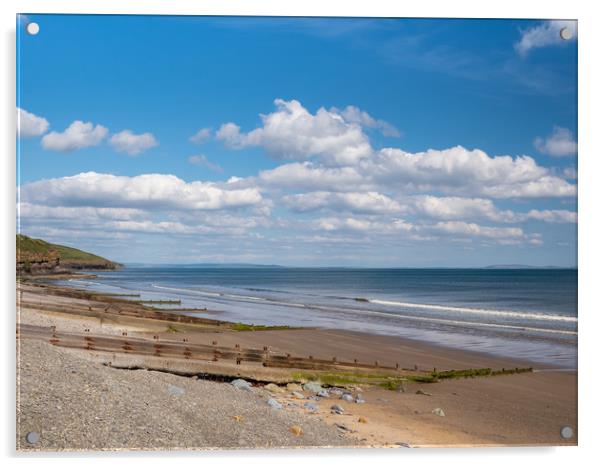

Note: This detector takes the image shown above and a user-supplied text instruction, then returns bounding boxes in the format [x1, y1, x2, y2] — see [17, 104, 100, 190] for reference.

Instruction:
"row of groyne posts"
[17, 324, 411, 374]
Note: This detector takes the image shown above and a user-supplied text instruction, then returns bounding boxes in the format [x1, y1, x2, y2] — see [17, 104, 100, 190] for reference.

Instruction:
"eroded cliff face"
[17, 235, 121, 275]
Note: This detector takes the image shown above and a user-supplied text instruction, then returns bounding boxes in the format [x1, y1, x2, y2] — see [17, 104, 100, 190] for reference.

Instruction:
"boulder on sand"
[231, 379, 252, 391]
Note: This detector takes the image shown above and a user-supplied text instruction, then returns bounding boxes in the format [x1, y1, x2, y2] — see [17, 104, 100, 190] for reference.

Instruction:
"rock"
[290, 425, 303, 436]
[355, 395, 365, 404]
[265, 383, 285, 394]
[358, 416, 368, 424]
[303, 402, 318, 412]
[340, 393, 353, 402]
[309, 395, 321, 401]
[329, 388, 343, 397]
[291, 391, 305, 399]
[432, 407, 445, 417]
[330, 404, 345, 415]
[267, 398, 283, 410]
[231, 379, 252, 391]
[317, 389, 330, 398]
[167, 385, 185, 397]
[286, 383, 303, 392]
[303, 381, 323, 394]
[416, 389, 432, 396]
[354, 387, 363, 393]
[191, 375, 198, 380]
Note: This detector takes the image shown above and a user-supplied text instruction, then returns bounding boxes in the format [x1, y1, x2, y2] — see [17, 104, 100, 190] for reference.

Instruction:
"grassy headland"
[17, 234, 121, 273]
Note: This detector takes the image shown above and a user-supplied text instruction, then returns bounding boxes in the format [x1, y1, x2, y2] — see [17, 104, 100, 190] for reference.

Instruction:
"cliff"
[17, 234, 121, 274]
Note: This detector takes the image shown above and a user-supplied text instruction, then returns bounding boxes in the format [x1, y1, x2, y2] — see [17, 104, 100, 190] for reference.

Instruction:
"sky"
[16, 15, 578, 267]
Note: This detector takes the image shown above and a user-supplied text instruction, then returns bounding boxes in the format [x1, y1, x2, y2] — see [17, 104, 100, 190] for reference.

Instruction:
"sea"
[58, 266, 578, 368]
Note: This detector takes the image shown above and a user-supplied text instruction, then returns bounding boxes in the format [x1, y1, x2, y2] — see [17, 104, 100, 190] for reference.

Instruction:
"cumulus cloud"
[283, 191, 576, 225]
[109, 130, 158, 155]
[314, 217, 414, 233]
[524, 209, 577, 223]
[515, 20, 577, 57]
[19, 202, 145, 221]
[17, 107, 49, 137]
[410, 196, 515, 222]
[189, 127, 212, 144]
[284, 191, 404, 214]
[20, 172, 262, 211]
[331, 105, 401, 137]
[534, 126, 577, 157]
[563, 166, 577, 180]
[429, 221, 524, 240]
[41, 120, 108, 152]
[188, 155, 223, 173]
[216, 99, 373, 165]
[257, 146, 575, 199]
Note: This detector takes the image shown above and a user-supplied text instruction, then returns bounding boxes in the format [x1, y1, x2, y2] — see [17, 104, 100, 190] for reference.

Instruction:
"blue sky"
[17, 15, 577, 267]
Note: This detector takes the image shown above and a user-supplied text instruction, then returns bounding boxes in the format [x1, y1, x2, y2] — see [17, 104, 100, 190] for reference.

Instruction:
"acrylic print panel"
[16, 14, 578, 451]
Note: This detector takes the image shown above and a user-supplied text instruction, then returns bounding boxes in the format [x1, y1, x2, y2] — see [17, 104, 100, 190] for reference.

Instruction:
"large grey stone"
[231, 379, 252, 391]
[303, 381, 323, 394]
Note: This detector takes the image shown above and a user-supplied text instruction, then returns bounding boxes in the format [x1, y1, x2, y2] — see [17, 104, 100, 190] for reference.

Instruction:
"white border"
[2, 1, 600, 464]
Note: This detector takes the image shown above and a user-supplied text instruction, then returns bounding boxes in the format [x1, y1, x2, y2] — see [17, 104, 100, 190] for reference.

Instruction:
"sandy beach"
[16, 281, 577, 450]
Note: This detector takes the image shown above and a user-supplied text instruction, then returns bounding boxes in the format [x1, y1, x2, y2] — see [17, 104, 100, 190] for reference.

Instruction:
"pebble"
[317, 390, 330, 398]
[331, 404, 345, 415]
[167, 385, 185, 397]
[416, 389, 432, 396]
[340, 394, 353, 402]
[267, 398, 283, 410]
[291, 391, 305, 399]
[358, 416, 368, 424]
[329, 388, 343, 397]
[354, 395, 365, 404]
[432, 408, 445, 417]
[303, 402, 318, 412]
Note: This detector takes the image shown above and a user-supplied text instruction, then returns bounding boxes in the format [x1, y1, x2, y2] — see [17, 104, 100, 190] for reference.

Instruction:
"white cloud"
[17, 107, 49, 137]
[430, 221, 524, 240]
[257, 146, 575, 199]
[189, 127, 212, 144]
[109, 130, 158, 155]
[41, 120, 108, 152]
[284, 191, 404, 214]
[410, 196, 515, 222]
[216, 99, 373, 165]
[19, 202, 145, 221]
[331, 105, 401, 137]
[314, 217, 414, 233]
[20, 172, 263, 211]
[515, 20, 577, 57]
[524, 209, 577, 223]
[259, 162, 365, 191]
[534, 126, 577, 157]
[188, 155, 223, 172]
[563, 166, 577, 180]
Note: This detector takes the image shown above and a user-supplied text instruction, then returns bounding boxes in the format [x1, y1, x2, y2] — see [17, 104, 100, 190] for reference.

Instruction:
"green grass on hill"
[17, 234, 120, 269]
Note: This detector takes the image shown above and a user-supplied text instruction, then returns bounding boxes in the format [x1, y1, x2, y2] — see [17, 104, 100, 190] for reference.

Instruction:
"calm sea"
[60, 267, 577, 368]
